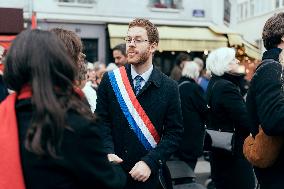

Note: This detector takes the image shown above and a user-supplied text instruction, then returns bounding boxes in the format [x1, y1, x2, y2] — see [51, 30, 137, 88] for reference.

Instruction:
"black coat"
[206, 73, 255, 189]
[96, 64, 183, 188]
[17, 99, 126, 189]
[246, 48, 284, 188]
[207, 73, 252, 152]
[177, 77, 207, 159]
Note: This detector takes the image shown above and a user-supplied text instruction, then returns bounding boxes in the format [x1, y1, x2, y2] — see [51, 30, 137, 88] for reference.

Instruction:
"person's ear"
[150, 42, 158, 53]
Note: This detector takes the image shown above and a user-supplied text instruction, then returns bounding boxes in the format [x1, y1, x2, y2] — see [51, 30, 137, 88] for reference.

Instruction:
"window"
[250, 0, 254, 16]
[149, 0, 182, 9]
[58, 0, 95, 5]
[82, 39, 98, 63]
[58, 0, 75, 2]
[276, 0, 280, 8]
[224, 0, 231, 24]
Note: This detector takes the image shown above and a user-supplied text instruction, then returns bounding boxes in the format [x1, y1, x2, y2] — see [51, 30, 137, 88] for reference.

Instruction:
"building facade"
[0, 0, 259, 75]
[232, 0, 283, 51]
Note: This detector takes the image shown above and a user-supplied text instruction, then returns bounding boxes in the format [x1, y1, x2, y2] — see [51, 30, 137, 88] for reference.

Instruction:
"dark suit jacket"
[17, 99, 126, 189]
[96, 64, 183, 175]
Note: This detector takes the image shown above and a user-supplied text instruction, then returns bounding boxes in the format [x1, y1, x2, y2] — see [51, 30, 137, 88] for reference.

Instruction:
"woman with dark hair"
[0, 29, 126, 189]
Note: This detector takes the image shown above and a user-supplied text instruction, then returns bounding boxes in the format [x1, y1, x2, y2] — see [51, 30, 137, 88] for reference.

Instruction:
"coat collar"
[125, 64, 162, 88]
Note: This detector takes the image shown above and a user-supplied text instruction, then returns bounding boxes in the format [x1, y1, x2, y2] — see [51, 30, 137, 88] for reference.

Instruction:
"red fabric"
[119, 67, 160, 143]
[74, 87, 84, 98]
[0, 64, 3, 72]
[0, 85, 31, 189]
[0, 35, 16, 50]
[31, 12, 37, 29]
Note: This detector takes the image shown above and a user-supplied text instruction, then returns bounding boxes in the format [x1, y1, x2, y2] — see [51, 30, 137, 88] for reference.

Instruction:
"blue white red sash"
[108, 67, 160, 150]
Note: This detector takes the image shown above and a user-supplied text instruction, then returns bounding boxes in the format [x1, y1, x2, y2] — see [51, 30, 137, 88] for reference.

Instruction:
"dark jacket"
[177, 77, 207, 158]
[207, 73, 252, 153]
[246, 48, 284, 188]
[17, 99, 126, 189]
[96, 64, 183, 186]
[206, 73, 255, 189]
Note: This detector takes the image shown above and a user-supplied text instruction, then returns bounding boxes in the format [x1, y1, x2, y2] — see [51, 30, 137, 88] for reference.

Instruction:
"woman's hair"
[50, 28, 86, 84]
[206, 47, 236, 76]
[4, 29, 95, 158]
[181, 61, 200, 80]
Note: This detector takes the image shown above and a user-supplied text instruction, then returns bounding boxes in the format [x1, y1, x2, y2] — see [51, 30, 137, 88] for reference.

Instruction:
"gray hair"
[206, 47, 236, 76]
[181, 61, 200, 80]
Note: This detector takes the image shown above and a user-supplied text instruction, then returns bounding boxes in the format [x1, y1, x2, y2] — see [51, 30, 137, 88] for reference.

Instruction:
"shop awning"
[227, 34, 261, 60]
[108, 24, 228, 52]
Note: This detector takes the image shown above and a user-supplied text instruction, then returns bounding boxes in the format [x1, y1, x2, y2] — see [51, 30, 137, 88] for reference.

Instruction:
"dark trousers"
[124, 173, 161, 189]
[210, 148, 255, 189]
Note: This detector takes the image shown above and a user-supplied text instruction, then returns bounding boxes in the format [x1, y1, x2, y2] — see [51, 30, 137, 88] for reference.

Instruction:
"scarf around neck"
[0, 85, 32, 189]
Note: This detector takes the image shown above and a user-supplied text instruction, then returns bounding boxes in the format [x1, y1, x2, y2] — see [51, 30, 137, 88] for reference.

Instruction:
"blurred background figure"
[112, 43, 127, 67]
[206, 47, 255, 189]
[175, 61, 207, 171]
[0, 45, 8, 103]
[94, 61, 106, 88]
[170, 52, 191, 81]
[194, 57, 210, 93]
[2, 29, 126, 189]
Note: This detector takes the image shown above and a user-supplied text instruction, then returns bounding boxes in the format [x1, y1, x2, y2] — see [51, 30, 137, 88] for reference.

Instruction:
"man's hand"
[129, 161, 151, 182]
[107, 154, 123, 164]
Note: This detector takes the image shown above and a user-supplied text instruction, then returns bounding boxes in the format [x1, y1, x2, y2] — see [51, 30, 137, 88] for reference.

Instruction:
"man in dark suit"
[96, 18, 183, 189]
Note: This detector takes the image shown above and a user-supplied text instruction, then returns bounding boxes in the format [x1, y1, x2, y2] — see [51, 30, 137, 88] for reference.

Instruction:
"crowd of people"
[0, 13, 284, 189]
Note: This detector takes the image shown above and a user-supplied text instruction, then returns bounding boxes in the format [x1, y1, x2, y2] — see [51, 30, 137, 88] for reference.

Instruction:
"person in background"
[176, 61, 207, 170]
[0, 45, 8, 102]
[96, 18, 183, 189]
[194, 57, 210, 92]
[94, 61, 106, 88]
[1, 29, 126, 189]
[170, 52, 191, 81]
[113, 43, 127, 67]
[246, 12, 284, 189]
[206, 47, 255, 189]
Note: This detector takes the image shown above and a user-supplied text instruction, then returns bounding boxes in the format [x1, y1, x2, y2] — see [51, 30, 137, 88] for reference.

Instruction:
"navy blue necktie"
[134, 75, 144, 95]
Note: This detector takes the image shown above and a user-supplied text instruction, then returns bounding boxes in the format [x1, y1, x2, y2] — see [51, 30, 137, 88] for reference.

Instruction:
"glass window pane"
[59, 0, 75, 2]
[276, 0, 280, 8]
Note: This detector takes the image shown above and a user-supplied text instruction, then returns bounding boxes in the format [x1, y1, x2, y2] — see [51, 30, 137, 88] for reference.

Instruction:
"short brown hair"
[50, 28, 83, 63]
[129, 18, 159, 44]
[262, 12, 284, 50]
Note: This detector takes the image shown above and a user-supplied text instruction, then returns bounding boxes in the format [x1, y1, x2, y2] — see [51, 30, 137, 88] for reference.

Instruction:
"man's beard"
[128, 47, 151, 65]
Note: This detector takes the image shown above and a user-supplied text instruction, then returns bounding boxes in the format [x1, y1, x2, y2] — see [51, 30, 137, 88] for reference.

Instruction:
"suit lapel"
[125, 64, 162, 97]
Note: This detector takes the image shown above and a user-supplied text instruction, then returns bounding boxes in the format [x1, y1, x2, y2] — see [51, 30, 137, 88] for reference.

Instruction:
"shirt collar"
[131, 64, 153, 83]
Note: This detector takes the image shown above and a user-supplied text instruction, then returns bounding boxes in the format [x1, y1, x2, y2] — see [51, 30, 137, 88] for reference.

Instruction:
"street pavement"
[194, 157, 211, 188]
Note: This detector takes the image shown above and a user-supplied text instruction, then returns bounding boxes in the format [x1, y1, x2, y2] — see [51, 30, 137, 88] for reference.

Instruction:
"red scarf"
[0, 85, 31, 189]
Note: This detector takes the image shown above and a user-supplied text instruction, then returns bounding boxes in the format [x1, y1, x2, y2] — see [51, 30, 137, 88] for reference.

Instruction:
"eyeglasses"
[124, 37, 148, 45]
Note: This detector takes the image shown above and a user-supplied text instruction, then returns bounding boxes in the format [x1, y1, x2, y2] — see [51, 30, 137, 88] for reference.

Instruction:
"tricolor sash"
[108, 67, 160, 150]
